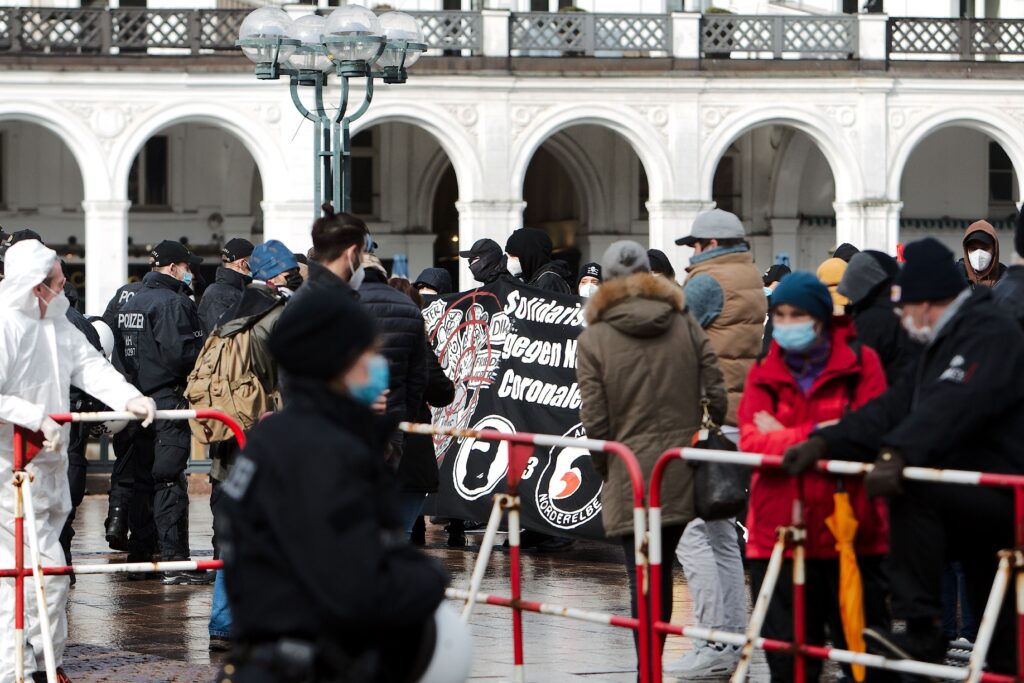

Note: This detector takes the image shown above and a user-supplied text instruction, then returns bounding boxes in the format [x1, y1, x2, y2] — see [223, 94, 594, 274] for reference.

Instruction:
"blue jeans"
[209, 569, 231, 638]
[398, 492, 426, 535]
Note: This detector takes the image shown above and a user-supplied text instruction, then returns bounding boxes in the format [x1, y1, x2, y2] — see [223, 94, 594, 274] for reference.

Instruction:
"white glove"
[126, 396, 157, 428]
[40, 417, 64, 453]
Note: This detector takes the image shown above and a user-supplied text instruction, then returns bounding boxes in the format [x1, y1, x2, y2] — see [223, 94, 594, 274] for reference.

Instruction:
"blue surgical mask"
[763, 287, 774, 298]
[182, 271, 194, 288]
[773, 321, 818, 352]
[349, 354, 389, 407]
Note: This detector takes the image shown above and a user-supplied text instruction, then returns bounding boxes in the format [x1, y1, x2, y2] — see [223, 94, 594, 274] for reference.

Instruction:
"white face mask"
[39, 283, 69, 319]
[579, 283, 599, 298]
[901, 312, 934, 345]
[968, 249, 993, 272]
[347, 249, 365, 289]
[506, 255, 523, 278]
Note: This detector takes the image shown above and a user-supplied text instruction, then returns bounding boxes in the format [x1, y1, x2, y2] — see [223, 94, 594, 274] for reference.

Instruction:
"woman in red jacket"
[738, 271, 890, 682]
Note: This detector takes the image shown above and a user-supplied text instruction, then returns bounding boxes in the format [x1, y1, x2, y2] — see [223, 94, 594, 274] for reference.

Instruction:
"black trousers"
[620, 524, 686, 669]
[59, 423, 89, 566]
[108, 421, 158, 556]
[749, 555, 890, 682]
[209, 438, 239, 560]
[889, 481, 1017, 674]
[135, 388, 192, 560]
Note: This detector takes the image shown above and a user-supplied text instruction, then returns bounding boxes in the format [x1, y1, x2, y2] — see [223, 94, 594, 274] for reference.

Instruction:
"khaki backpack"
[185, 326, 271, 444]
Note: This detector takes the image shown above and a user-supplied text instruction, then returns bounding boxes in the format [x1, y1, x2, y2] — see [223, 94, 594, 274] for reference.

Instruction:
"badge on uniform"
[222, 455, 257, 500]
[938, 354, 973, 384]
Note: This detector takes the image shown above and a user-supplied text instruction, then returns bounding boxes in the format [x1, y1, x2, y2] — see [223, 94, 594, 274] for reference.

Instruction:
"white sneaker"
[666, 643, 740, 680]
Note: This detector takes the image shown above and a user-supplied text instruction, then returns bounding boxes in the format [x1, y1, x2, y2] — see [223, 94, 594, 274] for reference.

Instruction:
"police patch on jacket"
[222, 455, 257, 500]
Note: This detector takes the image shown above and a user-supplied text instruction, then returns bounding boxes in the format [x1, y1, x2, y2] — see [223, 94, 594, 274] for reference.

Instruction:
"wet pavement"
[60, 494, 777, 682]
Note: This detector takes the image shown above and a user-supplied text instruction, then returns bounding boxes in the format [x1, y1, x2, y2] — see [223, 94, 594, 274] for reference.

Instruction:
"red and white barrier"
[648, 447, 1024, 683]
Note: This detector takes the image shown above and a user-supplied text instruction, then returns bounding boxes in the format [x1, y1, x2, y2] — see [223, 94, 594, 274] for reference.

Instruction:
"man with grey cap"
[669, 208, 765, 678]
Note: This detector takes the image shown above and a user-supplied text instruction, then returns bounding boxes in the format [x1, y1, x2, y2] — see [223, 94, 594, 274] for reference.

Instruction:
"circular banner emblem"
[534, 423, 602, 530]
[452, 415, 515, 501]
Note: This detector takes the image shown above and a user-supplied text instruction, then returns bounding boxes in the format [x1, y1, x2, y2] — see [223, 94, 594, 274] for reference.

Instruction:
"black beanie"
[1015, 207, 1024, 259]
[896, 238, 967, 304]
[269, 289, 377, 379]
[833, 243, 860, 263]
[646, 249, 675, 279]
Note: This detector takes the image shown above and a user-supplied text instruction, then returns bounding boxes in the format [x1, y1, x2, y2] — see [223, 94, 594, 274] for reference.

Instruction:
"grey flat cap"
[675, 209, 746, 246]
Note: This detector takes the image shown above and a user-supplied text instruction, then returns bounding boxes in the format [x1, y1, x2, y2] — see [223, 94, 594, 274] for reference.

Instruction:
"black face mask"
[284, 270, 304, 291]
[469, 258, 488, 282]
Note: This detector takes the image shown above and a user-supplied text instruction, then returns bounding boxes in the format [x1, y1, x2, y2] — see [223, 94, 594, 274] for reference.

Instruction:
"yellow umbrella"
[825, 491, 866, 682]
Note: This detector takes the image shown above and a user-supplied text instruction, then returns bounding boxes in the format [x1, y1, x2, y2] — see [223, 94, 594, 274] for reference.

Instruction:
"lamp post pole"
[237, 6, 425, 220]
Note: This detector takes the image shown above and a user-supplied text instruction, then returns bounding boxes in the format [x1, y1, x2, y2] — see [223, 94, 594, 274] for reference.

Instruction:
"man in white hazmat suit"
[0, 239, 157, 683]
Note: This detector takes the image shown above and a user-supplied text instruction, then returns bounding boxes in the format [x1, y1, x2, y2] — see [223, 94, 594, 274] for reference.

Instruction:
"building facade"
[1, 1, 1022, 310]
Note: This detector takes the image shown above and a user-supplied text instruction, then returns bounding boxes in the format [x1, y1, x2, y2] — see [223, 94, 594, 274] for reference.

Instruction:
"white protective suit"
[0, 240, 142, 680]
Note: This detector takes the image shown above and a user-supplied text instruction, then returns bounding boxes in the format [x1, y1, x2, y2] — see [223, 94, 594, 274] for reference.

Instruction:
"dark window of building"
[351, 157, 374, 216]
[842, 0, 858, 13]
[531, 0, 548, 11]
[989, 141, 1015, 203]
[128, 136, 169, 209]
[558, 0, 574, 7]
[0, 132, 5, 208]
[351, 130, 373, 148]
[638, 163, 649, 220]
[443, 0, 462, 9]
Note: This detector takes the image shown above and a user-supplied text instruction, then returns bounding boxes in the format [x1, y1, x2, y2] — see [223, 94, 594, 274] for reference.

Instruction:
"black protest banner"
[424, 279, 606, 540]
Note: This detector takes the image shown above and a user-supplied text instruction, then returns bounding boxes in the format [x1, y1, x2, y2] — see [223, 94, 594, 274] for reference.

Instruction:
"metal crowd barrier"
[648, 447, 1024, 683]
[399, 422, 648, 683]
[5, 409, 243, 683]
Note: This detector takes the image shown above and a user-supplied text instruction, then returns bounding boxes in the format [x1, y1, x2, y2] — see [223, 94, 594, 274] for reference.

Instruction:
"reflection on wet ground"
[61, 495, 776, 682]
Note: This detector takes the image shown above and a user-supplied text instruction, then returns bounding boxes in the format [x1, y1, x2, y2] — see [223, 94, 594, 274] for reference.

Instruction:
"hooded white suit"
[0, 240, 141, 680]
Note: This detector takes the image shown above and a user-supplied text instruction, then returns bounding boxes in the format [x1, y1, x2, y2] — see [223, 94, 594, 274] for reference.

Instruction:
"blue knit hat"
[770, 271, 833, 322]
[895, 237, 967, 303]
[250, 240, 298, 281]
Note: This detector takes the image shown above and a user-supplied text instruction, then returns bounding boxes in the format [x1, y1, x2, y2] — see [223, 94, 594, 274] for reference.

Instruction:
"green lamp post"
[237, 4, 426, 218]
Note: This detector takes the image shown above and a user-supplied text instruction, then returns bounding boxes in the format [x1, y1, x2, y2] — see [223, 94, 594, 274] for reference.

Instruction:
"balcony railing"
[0, 8, 1023, 63]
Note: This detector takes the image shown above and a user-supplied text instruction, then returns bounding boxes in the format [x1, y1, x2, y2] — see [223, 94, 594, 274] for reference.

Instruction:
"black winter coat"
[197, 266, 251, 333]
[527, 261, 574, 295]
[397, 342, 455, 493]
[992, 265, 1024, 329]
[358, 270, 428, 432]
[849, 288, 920, 385]
[119, 272, 205, 393]
[218, 378, 446, 662]
[818, 288, 1024, 475]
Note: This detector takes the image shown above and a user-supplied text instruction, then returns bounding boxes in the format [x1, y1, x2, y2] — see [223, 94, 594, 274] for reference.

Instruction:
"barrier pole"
[792, 478, 807, 683]
[508, 499, 524, 683]
[460, 495, 506, 622]
[966, 554, 1013, 683]
[1015, 486, 1024, 679]
[732, 532, 787, 683]
[20, 477, 57, 683]
[13, 429, 25, 683]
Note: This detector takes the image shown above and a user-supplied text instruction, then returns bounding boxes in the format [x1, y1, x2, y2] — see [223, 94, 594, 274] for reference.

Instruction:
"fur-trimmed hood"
[585, 272, 685, 338]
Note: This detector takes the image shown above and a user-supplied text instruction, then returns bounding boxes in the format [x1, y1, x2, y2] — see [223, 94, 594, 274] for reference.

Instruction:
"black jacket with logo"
[818, 288, 1024, 474]
[102, 281, 144, 377]
[197, 266, 251, 334]
[118, 272, 205, 394]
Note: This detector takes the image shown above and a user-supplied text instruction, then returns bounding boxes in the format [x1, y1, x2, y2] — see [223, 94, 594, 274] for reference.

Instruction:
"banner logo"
[534, 423, 602, 530]
[453, 415, 515, 501]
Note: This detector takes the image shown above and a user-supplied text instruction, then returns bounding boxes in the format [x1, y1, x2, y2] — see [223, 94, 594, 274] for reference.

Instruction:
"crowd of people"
[0, 200, 1021, 682]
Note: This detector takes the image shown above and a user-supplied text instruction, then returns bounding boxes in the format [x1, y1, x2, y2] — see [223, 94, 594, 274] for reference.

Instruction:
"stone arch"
[0, 103, 110, 199]
[110, 101, 287, 204]
[540, 132, 607, 231]
[888, 109, 1024, 200]
[510, 104, 672, 205]
[352, 103, 484, 204]
[701, 107, 861, 204]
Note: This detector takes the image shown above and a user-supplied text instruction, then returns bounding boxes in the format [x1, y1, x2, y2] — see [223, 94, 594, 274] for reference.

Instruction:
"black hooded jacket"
[413, 268, 452, 295]
[468, 241, 511, 285]
[505, 228, 573, 294]
[219, 378, 446, 655]
[198, 266, 251, 334]
[849, 284, 920, 385]
[992, 265, 1024, 329]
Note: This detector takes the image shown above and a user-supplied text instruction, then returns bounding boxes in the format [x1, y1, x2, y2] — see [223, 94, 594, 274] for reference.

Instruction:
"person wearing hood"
[216, 288, 451, 683]
[646, 249, 677, 282]
[993, 208, 1024, 328]
[577, 240, 727, 673]
[959, 220, 1007, 287]
[198, 238, 254, 333]
[0, 240, 156, 683]
[292, 203, 370, 302]
[760, 264, 791, 356]
[461, 238, 509, 286]
[413, 267, 453, 305]
[816, 257, 850, 316]
[504, 228, 573, 294]
[833, 242, 860, 263]
[119, 240, 207, 585]
[206, 240, 295, 653]
[358, 254, 428, 465]
[577, 262, 602, 298]
[838, 250, 919, 384]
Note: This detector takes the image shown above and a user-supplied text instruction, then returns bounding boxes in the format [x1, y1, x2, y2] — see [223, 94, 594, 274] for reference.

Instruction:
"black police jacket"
[102, 281, 144, 377]
[197, 266, 250, 334]
[818, 288, 1024, 474]
[992, 265, 1024, 330]
[357, 271, 428, 429]
[218, 378, 446, 649]
[118, 272, 205, 393]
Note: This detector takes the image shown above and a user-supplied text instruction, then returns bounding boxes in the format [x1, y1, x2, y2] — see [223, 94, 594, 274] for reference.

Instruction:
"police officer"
[101, 275, 148, 554]
[783, 237, 1024, 674]
[119, 240, 208, 585]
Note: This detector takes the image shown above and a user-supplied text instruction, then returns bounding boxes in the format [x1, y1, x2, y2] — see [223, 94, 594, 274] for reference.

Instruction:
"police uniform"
[119, 241, 205, 574]
[101, 279, 150, 555]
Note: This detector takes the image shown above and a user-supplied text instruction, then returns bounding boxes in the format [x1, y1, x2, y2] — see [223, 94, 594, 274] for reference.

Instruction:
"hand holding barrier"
[648, 447, 1024, 683]
[399, 422, 649, 683]
[7, 409, 243, 683]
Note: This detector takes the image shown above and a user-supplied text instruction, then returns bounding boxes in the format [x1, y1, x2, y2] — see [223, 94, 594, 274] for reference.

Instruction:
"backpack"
[185, 326, 271, 444]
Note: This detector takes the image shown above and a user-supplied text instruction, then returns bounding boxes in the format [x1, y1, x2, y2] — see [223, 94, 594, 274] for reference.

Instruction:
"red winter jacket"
[738, 324, 890, 560]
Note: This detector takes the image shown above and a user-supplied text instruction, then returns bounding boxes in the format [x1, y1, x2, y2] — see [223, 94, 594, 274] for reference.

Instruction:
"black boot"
[864, 619, 947, 674]
[104, 507, 129, 551]
[410, 516, 426, 546]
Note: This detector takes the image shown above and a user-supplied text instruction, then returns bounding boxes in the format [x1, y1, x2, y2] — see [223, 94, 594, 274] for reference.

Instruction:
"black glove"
[865, 449, 906, 498]
[781, 436, 827, 476]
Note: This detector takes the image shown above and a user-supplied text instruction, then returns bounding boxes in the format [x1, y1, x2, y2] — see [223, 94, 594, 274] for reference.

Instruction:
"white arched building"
[1, 2, 1023, 311]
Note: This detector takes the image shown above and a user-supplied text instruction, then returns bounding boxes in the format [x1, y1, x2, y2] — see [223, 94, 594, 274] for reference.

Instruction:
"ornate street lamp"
[237, 5, 426, 217]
